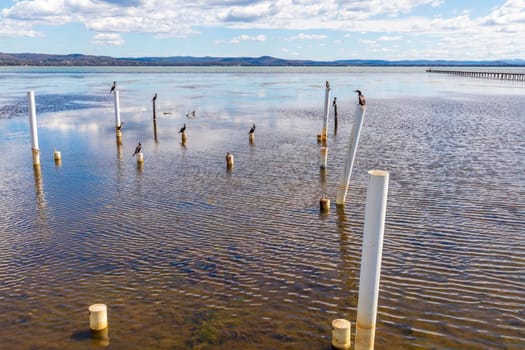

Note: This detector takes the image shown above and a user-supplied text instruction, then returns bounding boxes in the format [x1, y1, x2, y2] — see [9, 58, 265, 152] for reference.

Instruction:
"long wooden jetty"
[426, 68, 525, 81]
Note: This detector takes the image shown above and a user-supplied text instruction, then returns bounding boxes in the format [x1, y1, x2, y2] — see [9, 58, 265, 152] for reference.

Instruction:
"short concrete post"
[319, 196, 330, 212]
[226, 152, 234, 168]
[181, 132, 187, 145]
[322, 81, 331, 142]
[54, 148, 61, 165]
[355, 170, 389, 350]
[113, 90, 121, 131]
[332, 319, 351, 349]
[89, 304, 108, 331]
[136, 152, 144, 164]
[320, 146, 328, 169]
[249, 133, 255, 144]
[335, 105, 367, 205]
[27, 91, 40, 166]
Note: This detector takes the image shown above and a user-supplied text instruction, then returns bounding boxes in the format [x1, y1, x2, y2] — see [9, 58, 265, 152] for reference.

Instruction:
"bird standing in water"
[249, 124, 256, 134]
[110, 81, 116, 93]
[355, 90, 366, 106]
[132, 142, 142, 156]
[179, 123, 186, 133]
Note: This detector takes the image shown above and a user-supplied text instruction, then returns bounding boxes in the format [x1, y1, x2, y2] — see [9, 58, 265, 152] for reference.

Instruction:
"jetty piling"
[321, 82, 331, 143]
[320, 146, 328, 169]
[27, 91, 40, 166]
[336, 105, 367, 205]
[114, 90, 122, 137]
[355, 170, 390, 350]
[427, 68, 525, 81]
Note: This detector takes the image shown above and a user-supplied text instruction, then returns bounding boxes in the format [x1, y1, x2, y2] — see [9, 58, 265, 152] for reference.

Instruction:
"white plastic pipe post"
[354, 170, 389, 350]
[322, 83, 331, 141]
[27, 91, 40, 165]
[136, 152, 144, 164]
[89, 304, 108, 331]
[332, 319, 351, 349]
[113, 90, 121, 129]
[335, 105, 367, 205]
[320, 146, 328, 169]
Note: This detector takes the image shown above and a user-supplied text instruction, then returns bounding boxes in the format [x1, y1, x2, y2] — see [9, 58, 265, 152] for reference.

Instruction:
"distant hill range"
[1, 52, 524, 67]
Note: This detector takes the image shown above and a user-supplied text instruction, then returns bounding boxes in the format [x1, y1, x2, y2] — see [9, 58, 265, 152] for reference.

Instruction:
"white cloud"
[229, 34, 266, 44]
[0, 0, 524, 59]
[91, 33, 124, 46]
[377, 35, 402, 41]
[285, 33, 328, 41]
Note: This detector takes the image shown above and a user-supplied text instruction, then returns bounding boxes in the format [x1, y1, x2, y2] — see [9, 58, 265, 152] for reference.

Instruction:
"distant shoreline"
[1, 52, 524, 67]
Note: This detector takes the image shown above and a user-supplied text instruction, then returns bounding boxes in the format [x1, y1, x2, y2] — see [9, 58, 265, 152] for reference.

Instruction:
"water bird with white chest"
[355, 89, 366, 106]
[132, 142, 142, 156]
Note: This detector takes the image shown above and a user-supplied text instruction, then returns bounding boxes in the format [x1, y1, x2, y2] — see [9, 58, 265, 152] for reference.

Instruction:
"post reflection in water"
[153, 119, 158, 143]
[33, 165, 48, 222]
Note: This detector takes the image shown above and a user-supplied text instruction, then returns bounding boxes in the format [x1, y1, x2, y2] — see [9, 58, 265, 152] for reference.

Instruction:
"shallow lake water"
[0, 66, 524, 349]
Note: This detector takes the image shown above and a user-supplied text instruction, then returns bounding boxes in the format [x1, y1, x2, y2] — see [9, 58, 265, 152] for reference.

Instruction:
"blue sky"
[0, 0, 523, 60]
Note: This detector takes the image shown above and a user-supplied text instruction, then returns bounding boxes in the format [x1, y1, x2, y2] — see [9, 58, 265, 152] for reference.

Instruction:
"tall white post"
[335, 105, 367, 205]
[113, 90, 121, 129]
[27, 91, 40, 166]
[322, 83, 331, 142]
[355, 170, 389, 350]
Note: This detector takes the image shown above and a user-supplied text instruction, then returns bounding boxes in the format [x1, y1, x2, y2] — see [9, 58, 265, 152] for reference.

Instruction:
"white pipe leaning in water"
[27, 91, 40, 166]
[331, 318, 351, 349]
[89, 304, 108, 331]
[354, 170, 389, 350]
[321, 81, 331, 142]
[320, 146, 328, 169]
[113, 90, 121, 131]
[335, 105, 367, 205]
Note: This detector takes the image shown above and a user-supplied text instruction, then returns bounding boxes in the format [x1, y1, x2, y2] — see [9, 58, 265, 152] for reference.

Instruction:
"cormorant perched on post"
[249, 124, 256, 134]
[152, 93, 157, 102]
[179, 123, 186, 133]
[110, 81, 116, 93]
[116, 122, 125, 131]
[132, 142, 142, 156]
[355, 90, 366, 106]
[326, 81, 330, 89]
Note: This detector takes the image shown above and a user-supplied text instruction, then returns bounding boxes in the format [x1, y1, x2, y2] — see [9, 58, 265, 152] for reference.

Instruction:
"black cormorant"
[179, 123, 186, 133]
[152, 93, 157, 102]
[132, 142, 142, 156]
[110, 81, 116, 93]
[249, 124, 256, 134]
[116, 122, 125, 131]
[355, 90, 366, 106]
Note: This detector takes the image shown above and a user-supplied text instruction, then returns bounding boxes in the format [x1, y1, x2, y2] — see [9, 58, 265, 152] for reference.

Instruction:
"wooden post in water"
[333, 97, 338, 133]
[321, 81, 331, 142]
[27, 91, 40, 166]
[152, 93, 158, 142]
[335, 105, 367, 205]
[355, 170, 389, 350]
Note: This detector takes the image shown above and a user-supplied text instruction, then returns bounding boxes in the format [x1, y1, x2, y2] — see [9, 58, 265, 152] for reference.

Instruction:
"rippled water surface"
[0, 67, 524, 349]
